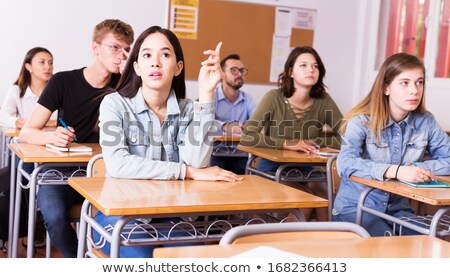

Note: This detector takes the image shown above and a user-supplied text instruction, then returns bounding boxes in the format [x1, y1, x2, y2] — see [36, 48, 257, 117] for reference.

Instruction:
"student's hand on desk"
[52, 126, 76, 147]
[185, 166, 243, 182]
[283, 139, 319, 153]
[198, 42, 222, 103]
[223, 122, 243, 134]
[396, 165, 436, 183]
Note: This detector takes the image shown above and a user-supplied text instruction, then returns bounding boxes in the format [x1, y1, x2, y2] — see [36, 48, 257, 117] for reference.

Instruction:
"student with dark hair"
[0, 47, 56, 128]
[19, 19, 135, 257]
[333, 53, 450, 236]
[241, 46, 343, 221]
[211, 53, 256, 174]
[96, 26, 241, 257]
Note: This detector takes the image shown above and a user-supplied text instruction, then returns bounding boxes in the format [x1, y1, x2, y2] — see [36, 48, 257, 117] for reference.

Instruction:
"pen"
[413, 162, 436, 182]
[58, 118, 78, 142]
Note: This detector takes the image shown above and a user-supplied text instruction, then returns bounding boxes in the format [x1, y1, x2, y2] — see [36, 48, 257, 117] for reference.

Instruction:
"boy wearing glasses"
[212, 54, 256, 174]
[19, 19, 134, 257]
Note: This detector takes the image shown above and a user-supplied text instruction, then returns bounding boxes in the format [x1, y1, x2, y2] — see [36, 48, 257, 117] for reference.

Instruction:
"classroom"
[0, 0, 449, 267]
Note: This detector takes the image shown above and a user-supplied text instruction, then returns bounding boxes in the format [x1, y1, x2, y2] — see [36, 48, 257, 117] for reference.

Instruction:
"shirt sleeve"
[100, 94, 186, 180]
[0, 86, 20, 128]
[240, 90, 285, 149]
[337, 116, 391, 181]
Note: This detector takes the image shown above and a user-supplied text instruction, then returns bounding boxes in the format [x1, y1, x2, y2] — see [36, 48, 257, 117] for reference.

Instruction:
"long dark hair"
[14, 47, 52, 98]
[278, 46, 326, 98]
[116, 25, 186, 99]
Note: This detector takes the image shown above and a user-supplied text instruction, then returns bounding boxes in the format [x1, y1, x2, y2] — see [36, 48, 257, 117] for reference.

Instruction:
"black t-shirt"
[38, 68, 120, 143]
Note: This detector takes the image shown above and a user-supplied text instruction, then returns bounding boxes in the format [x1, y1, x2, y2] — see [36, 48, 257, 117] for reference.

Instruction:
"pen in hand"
[58, 117, 78, 142]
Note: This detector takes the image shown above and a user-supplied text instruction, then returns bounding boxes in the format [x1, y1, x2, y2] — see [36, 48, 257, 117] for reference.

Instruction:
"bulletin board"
[168, 0, 314, 85]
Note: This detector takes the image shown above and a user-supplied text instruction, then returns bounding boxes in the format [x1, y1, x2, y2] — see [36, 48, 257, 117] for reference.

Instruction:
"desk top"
[237, 145, 329, 163]
[8, 143, 101, 163]
[154, 235, 450, 258]
[213, 132, 241, 142]
[350, 176, 450, 206]
[68, 175, 328, 216]
[1, 127, 55, 138]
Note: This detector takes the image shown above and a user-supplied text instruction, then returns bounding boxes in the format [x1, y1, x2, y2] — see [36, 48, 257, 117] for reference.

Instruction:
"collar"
[134, 88, 180, 115]
[215, 84, 244, 103]
[24, 87, 39, 99]
[386, 112, 416, 130]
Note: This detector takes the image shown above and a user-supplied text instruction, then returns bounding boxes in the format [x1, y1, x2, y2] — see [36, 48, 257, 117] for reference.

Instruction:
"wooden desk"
[237, 145, 330, 182]
[212, 132, 246, 158]
[154, 235, 450, 258]
[68, 175, 328, 258]
[350, 176, 450, 237]
[8, 143, 101, 258]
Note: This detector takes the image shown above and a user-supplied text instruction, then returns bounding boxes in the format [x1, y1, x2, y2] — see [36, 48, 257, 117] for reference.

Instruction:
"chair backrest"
[219, 222, 370, 245]
[87, 154, 106, 177]
[326, 155, 341, 220]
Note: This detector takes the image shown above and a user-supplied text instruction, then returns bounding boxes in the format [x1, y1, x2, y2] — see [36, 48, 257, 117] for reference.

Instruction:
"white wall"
[3, 0, 448, 129]
[0, 0, 169, 104]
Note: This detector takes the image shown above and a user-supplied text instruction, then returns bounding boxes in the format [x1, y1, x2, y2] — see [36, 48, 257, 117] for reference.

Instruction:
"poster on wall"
[169, 0, 199, 40]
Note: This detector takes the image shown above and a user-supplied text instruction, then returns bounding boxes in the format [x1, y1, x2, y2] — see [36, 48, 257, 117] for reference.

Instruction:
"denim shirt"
[333, 111, 450, 215]
[99, 89, 214, 180]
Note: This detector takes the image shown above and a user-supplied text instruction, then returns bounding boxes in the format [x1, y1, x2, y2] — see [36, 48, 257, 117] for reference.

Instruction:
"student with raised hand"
[0, 47, 57, 128]
[240, 46, 343, 221]
[19, 19, 134, 258]
[333, 53, 450, 236]
[96, 26, 242, 258]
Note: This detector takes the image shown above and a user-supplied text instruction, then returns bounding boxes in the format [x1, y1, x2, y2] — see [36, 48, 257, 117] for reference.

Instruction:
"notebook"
[45, 143, 92, 152]
[315, 147, 340, 157]
[399, 179, 450, 188]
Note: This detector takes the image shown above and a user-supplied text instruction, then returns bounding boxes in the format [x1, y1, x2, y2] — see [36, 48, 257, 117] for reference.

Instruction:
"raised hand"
[198, 42, 222, 103]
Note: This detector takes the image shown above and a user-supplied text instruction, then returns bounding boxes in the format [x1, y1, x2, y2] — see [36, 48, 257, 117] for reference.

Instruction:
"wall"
[0, 0, 168, 104]
[185, 0, 363, 119]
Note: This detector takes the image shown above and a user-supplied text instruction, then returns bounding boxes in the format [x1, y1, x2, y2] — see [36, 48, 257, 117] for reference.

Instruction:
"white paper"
[270, 34, 291, 83]
[275, 7, 292, 37]
[291, 8, 317, 30]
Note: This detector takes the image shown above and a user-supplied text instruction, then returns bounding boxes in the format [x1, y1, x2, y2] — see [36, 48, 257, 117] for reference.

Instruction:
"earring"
[385, 91, 389, 96]
[29, 70, 32, 74]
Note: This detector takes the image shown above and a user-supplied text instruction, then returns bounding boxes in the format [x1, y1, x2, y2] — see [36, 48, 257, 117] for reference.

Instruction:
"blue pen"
[58, 118, 78, 142]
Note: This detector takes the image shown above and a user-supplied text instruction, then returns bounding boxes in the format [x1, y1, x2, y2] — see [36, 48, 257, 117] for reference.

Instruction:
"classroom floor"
[0, 238, 63, 258]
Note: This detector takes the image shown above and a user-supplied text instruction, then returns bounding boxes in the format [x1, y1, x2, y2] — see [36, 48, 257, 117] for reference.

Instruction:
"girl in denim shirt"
[95, 26, 242, 257]
[333, 53, 450, 236]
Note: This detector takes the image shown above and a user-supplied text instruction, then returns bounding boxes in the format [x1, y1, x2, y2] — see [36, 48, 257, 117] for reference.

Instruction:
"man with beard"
[212, 54, 256, 174]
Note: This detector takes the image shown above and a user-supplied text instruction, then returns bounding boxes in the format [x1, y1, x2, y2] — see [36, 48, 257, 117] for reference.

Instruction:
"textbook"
[45, 143, 93, 153]
[315, 147, 340, 157]
[399, 179, 450, 188]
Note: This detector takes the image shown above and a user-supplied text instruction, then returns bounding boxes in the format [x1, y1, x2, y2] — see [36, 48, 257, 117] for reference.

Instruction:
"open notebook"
[45, 143, 92, 152]
[399, 179, 450, 188]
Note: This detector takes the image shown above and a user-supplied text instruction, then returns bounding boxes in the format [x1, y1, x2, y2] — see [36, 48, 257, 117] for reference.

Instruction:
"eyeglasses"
[99, 43, 131, 54]
[228, 67, 248, 76]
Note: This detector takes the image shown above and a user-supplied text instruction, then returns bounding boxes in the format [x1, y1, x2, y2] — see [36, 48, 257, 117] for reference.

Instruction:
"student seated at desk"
[0, 47, 57, 128]
[240, 46, 343, 221]
[333, 53, 450, 236]
[211, 54, 256, 174]
[97, 26, 241, 258]
[19, 19, 135, 257]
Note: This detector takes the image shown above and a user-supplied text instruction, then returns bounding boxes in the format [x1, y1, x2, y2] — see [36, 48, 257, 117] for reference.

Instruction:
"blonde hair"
[92, 19, 134, 45]
[340, 53, 426, 142]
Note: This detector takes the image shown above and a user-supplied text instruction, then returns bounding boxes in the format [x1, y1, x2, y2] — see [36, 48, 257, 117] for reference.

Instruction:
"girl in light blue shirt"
[333, 53, 450, 236]
[96, 26, 241, 257]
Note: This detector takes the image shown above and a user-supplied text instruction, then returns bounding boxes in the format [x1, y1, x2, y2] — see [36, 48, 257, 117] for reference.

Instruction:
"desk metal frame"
[352, 176, 450, 237]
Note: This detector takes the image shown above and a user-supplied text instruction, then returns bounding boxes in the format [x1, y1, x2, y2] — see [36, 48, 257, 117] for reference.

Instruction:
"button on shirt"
[334, 112, 450, 215]
[99, 89, 214, 180]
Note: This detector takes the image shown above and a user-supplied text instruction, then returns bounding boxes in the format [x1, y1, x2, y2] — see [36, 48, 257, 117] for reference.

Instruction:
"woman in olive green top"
[241, 46, 343, 220]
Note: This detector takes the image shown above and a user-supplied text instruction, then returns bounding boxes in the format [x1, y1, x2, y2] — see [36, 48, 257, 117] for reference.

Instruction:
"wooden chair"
[326, 155, 340, 221]
[219, 222, 370, 245]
